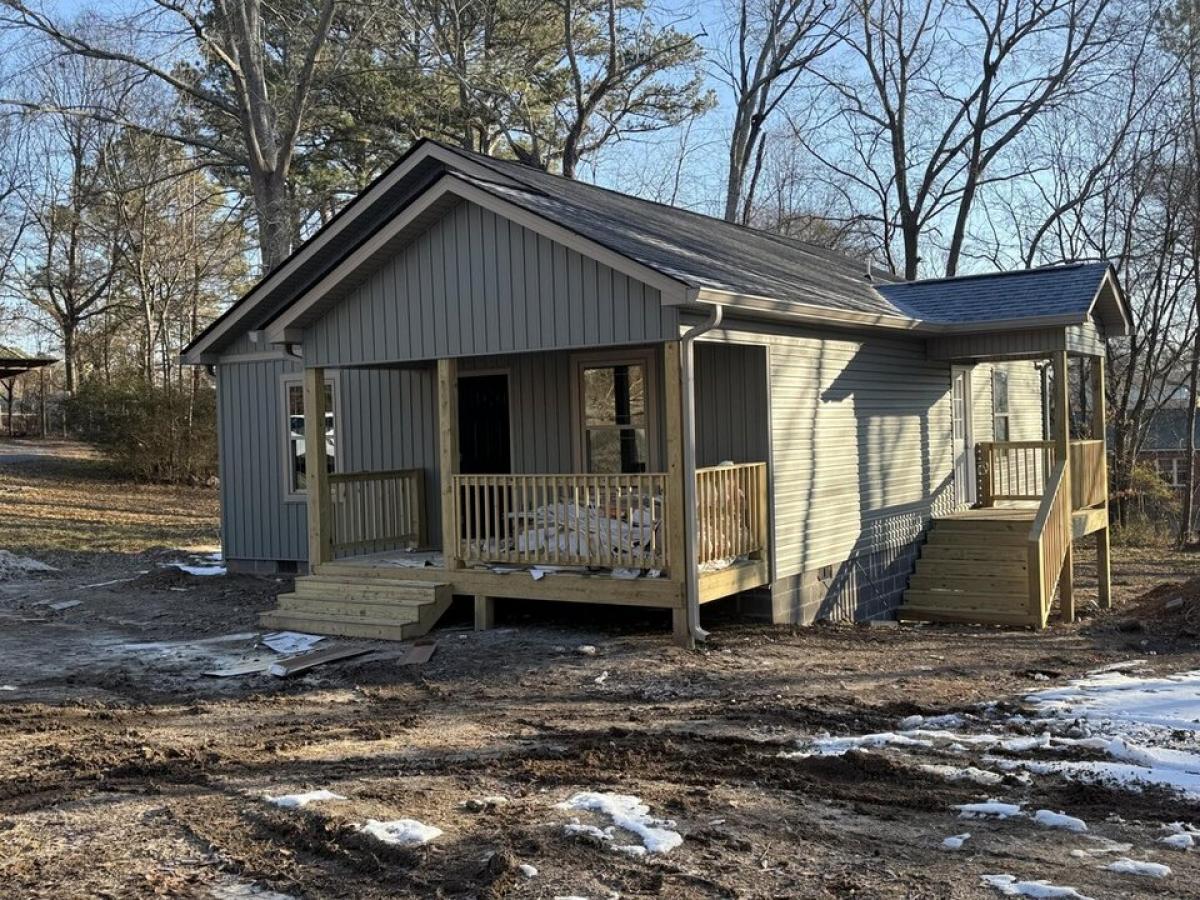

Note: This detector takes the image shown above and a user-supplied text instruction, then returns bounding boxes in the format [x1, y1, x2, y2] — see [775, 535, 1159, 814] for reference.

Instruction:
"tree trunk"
[249, 166, 294, 271]
[62, 325, 77, 395]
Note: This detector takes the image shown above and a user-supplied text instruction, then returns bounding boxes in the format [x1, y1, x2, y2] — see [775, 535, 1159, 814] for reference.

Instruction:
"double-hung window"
[576, 356, 653, 473]
[284, 377, 337, 498]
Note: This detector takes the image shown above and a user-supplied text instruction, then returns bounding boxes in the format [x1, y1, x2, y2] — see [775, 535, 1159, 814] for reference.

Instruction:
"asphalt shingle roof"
[186, 138, 1123, 357]
[446, 145, 1114, 327]
[875, 262, 1113, 325]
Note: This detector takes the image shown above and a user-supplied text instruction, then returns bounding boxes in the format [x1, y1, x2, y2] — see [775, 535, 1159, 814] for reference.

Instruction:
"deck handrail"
[452, 472, 670, 571]
[329, 468, 425, 555]
[976, 440, 1056, 505]
[695, 462, 769, 566]
[1026, 459, 1071, 628]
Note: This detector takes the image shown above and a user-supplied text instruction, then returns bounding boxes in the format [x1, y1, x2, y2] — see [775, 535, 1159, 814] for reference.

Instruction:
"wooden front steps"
[260, 574, 452, 641]
[899, 510, 1038, 627]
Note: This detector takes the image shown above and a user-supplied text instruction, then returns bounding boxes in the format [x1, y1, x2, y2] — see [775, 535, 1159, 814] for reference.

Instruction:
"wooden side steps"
[259, 574, 453, 641]
[899, 515, 1039, 627]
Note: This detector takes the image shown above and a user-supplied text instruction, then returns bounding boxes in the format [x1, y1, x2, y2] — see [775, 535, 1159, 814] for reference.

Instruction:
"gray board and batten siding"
[302, 199, 677, 369]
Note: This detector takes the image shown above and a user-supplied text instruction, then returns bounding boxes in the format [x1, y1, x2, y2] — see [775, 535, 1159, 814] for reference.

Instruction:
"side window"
[993, 369, 1010, 442]
[285, 378, 336, 496]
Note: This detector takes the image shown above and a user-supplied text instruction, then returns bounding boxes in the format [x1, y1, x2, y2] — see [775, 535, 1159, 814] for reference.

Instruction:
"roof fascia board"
[1085, 267, 1130, 336]
[264, 175, 692, 345]
[183, 143, 523, 364]
[693, 288, 923, 332]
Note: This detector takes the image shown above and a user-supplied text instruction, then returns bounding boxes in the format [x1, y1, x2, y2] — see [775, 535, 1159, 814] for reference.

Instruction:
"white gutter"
[680, 302, 723, 647]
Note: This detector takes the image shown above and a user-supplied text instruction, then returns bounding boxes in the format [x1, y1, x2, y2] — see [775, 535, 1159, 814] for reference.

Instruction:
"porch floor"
[260, 550, 770, 641]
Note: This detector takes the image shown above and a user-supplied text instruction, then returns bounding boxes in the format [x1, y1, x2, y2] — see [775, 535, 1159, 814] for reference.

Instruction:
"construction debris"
[267, 646, 369, 678]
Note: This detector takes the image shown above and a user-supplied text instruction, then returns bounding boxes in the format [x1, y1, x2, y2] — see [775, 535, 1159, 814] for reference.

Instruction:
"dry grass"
[0, 439, 219, 553]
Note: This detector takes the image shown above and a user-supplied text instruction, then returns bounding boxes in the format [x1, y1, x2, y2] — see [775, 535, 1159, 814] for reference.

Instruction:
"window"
[993, 369, 1010, 442]
[578, 359, 651, 473]
[1170, 457, 1186, 488]
[285, 378, 336, 497]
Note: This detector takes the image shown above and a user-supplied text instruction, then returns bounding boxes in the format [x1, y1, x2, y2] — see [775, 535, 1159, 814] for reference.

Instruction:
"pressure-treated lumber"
[303, 366, 333, 568]
[437, 358, 462, 570]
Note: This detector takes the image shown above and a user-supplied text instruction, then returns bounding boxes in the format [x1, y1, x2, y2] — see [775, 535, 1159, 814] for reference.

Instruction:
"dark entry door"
[458, 373, 511, 474]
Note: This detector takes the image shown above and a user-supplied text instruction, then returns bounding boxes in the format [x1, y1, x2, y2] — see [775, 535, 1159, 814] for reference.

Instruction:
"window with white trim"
[577, 357, 652, 473]
[284, 377, 337, 497]
[993, 369, 1010, 442]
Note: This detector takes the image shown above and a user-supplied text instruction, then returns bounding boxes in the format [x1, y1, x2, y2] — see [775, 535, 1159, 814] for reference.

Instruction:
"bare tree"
[715, 0, 844, 223]
[1, 0, 339, 269]
[800, 0, 1124, 279]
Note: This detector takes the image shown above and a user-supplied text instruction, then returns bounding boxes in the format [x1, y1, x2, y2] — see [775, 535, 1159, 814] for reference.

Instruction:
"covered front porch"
[263, 341, 772, 644]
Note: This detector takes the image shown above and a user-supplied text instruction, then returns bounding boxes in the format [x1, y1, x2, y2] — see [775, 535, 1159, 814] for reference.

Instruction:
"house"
[1136, 404, 1199, 502]
[182, 139, 1127, 646]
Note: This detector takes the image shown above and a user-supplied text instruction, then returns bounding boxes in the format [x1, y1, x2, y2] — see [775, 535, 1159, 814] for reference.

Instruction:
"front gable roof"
[184, 139, 1129, 363]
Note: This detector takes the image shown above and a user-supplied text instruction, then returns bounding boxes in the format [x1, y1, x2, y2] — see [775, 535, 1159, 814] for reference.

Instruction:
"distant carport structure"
[0, 346, 56, 436]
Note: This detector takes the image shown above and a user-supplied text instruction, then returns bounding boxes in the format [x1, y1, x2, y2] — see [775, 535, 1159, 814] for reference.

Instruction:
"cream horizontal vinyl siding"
[710, 325, 956, 582]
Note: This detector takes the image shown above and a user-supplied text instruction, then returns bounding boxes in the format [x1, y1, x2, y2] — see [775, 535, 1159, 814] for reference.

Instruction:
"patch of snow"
[942, 833, 971, 850]
[167, 556, 227, 576]
[899, 713, 965, 730]
[980, 874, 1093, 899]
[1026, 669, 1200, 736]
[1032, 810, 1087, 833]
[0, 549, 56, 579]
[576, 645, 597, 656]
[357, 818, 442, 847]
[1161, 833, 1194, 849]
[261, 632, 325, 654]
[1086, 660, 1147, 675]
[1105, 858, 1171, 878]
[989, 757, 1200, 801]
[556, 792, 682, 854]
[594, 671, 609, 685]
[519, 864, 538, 877]
[919, 764, 1004, 786]
[0, 685, 16, 691]
[786, 731, 935, 757]
[263, 789, 347, 809]
[956, 800, 1024, 819]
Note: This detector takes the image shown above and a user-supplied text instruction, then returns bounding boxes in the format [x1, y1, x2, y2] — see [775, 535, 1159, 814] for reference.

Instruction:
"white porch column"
[303, 366, 333, 570]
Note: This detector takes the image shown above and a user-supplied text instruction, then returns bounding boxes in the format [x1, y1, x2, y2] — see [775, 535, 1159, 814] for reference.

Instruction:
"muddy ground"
[1, 440, 1198, 899]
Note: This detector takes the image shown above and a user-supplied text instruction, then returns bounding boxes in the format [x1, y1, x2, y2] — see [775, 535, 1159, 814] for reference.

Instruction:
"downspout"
[680, 303, 723, 647]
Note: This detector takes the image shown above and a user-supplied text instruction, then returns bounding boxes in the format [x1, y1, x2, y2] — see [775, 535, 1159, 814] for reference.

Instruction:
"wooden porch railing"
[977, 439, 1107, 512]
[329, 468, 425, 555]
[976, 441, 1056, 504]
[448, 462, 770, 574]
[451, 473, 670, 570]
[1069, 439, 1106, 509]
[696, 462, 769, 566]
[1027, 460, 1072, 628]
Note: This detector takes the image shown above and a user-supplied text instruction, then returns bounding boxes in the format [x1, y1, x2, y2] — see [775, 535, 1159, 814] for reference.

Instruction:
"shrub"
[1111, 461, 1181, 546]
[65, 378, 217, 483]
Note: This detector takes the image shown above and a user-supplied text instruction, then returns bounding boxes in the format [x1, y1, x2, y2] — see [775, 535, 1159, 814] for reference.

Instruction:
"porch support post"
[663, 341, 690, 647]
[1051, 350, 1074, 622]
[303, 366, 333, 570]
[474, 595, 495, 631]
[1091, 356, 1112, 608]
[437, 358, 463, 569]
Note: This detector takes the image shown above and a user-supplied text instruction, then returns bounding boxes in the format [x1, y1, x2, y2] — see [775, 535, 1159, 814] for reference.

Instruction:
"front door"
[458, 373, 511, 474]
[951, 366, 975, 506]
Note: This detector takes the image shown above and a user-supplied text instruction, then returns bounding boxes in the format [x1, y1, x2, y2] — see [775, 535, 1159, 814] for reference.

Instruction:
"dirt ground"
[1, 440, 1198, 899]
